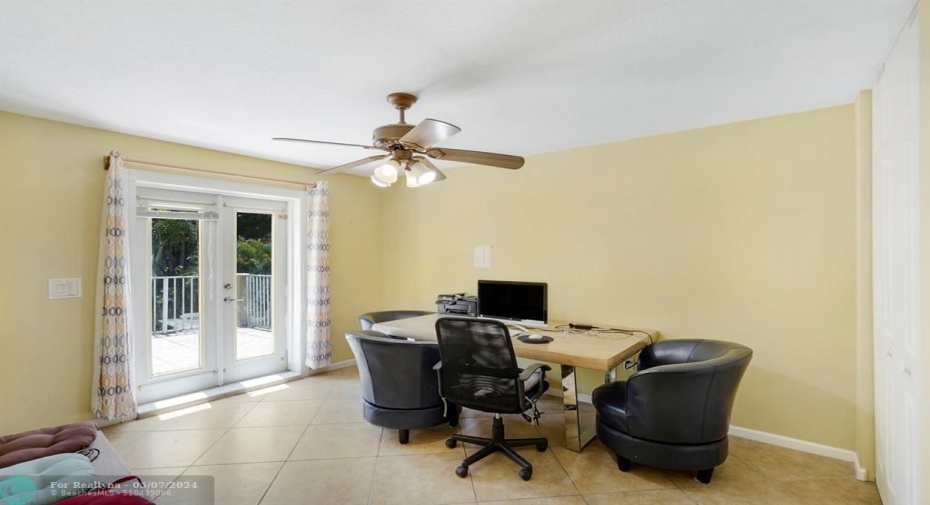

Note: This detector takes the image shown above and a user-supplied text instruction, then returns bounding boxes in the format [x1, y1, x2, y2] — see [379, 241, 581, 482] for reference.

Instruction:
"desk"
[371, 314, 659, 451]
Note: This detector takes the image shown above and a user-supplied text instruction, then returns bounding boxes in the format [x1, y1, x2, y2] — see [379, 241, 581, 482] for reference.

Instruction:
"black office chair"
[592, 339, 752, 484]
[346, 330, 460, 444]
[434, 317, 550, 481]
[358, 310, 433, 331]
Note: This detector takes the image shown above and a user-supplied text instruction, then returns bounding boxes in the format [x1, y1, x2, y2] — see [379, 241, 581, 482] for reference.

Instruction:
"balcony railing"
[152, 274, 271, 335]
[152, 275, 198, 334]
[238, 273, 272, 330]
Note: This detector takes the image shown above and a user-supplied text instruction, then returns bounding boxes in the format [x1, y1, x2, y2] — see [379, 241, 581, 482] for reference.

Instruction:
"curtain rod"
[102, 156, 317, 188]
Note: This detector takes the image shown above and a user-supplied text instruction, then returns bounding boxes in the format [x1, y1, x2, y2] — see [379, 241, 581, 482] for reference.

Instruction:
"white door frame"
[127, 169, 308, 404]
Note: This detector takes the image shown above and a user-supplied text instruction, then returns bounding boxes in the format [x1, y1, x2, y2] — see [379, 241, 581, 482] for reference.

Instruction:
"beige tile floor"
[104, 366, 882, 505]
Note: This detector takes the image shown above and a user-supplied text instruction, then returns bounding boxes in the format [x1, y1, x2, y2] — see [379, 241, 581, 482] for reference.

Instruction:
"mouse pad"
[517, 334, 553, 344]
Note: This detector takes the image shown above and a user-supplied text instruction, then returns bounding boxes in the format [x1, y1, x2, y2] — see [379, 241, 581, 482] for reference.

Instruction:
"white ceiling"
[0, 0, 916, 173]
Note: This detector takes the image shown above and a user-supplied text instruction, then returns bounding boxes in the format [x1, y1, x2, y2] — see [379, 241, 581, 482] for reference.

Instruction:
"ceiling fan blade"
[316, 154, 392, 176]
[399, 119, 461, 150]
[417, 157, 447, 182]
[273, 137, 379, 150]
[424, 147, 524, 169]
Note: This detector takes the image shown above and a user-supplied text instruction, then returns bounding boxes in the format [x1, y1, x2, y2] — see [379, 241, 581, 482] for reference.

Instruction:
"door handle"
[223, 297, 244, 303]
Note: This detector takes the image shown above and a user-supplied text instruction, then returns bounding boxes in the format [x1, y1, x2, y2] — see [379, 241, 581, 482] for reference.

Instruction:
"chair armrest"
[518, 363, 550, 381]
[433, 362, 442, 371]
[519, 363, 551, 402]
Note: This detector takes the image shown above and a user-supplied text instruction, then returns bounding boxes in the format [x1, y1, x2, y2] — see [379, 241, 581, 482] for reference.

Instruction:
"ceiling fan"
[273, 92, 524, 188]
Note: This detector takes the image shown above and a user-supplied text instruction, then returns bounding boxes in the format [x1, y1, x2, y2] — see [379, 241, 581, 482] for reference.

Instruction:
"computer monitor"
[477, 280, 548, 326]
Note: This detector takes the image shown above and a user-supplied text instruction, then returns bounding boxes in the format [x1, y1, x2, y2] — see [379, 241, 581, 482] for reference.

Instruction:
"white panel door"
[872, 10, 922, 505]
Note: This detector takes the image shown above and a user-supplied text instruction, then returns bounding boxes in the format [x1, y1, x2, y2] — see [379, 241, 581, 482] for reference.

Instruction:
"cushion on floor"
[0, 422, 98, 469]
[0, 453, 98, 505]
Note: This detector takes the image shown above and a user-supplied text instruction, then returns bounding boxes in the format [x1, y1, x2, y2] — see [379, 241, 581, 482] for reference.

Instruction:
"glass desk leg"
[561, 364, 598, 451]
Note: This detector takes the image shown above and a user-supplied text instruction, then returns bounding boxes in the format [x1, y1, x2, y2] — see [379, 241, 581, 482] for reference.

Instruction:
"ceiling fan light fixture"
[404, 168, 421, 188]
[373, 160, 399, 183]
[370, 173, 392, 188]
[417, 157, 446, 183]
[407, 160, 437, 186]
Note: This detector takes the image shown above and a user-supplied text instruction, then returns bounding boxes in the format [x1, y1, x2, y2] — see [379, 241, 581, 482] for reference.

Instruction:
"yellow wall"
[0, 102, 870, 454]
[0, 111, 382, 434]
[853, 90, 875, 478]
[381, 105, 860, 450]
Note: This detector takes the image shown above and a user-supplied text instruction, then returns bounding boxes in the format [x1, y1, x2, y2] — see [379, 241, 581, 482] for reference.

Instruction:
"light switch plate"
[474, 245, 492, 268]
[49, 278, 82, 299]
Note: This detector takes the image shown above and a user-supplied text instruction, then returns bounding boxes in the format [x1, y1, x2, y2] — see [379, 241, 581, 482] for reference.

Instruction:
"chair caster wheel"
[445, 439, 457, 449]
[519, 466, 533, 481]
[536, 442, 548, 452]
[455, 465, 468, 478]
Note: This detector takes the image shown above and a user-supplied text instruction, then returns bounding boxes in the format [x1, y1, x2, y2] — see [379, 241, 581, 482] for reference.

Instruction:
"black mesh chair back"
[434, 317, 528, 415]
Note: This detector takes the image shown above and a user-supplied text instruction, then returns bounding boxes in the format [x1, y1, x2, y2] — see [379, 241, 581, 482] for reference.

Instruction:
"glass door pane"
[149, 218, 202, 376]
[234, 212, 274, 360]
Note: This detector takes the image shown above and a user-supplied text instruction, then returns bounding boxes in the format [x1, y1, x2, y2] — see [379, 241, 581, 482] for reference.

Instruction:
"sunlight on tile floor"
[103, 366, 882, 505]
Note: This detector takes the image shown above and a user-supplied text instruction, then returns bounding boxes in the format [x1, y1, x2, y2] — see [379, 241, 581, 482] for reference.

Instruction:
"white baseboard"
[853, 453, 869, 481]
[306, 359, 356, 376]
[729, 425, 868, 481]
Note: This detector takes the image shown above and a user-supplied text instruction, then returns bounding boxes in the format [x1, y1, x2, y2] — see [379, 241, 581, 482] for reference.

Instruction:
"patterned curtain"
[306, 181, 332, 369]
[91, 153, 137, 421]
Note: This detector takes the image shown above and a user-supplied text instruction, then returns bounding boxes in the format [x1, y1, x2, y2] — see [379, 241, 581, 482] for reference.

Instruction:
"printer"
[435, 293, 478, 317]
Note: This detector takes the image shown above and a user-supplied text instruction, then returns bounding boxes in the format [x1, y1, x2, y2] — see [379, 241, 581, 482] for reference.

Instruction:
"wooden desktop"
[370, 313, 660, 451]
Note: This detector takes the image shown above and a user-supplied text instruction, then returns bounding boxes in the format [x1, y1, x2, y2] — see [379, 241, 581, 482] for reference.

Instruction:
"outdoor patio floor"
[151, 328, 274, 376]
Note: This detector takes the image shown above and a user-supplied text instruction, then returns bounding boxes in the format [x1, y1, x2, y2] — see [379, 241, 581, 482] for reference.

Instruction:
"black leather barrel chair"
[592, 339, 752, 484]
[358, 310, 433, 331]
[346, 330, 460, 444]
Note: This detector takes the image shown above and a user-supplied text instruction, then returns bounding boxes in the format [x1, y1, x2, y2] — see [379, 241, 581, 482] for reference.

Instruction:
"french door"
[131, 187, 289, 404]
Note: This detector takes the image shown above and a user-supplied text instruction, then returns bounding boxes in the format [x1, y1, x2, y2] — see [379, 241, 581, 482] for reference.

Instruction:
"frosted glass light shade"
[405, 169, 420, 187]
[373, 160, 399, 184]
[408, 160, 436, 185]
[370, 174, 391, 187]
